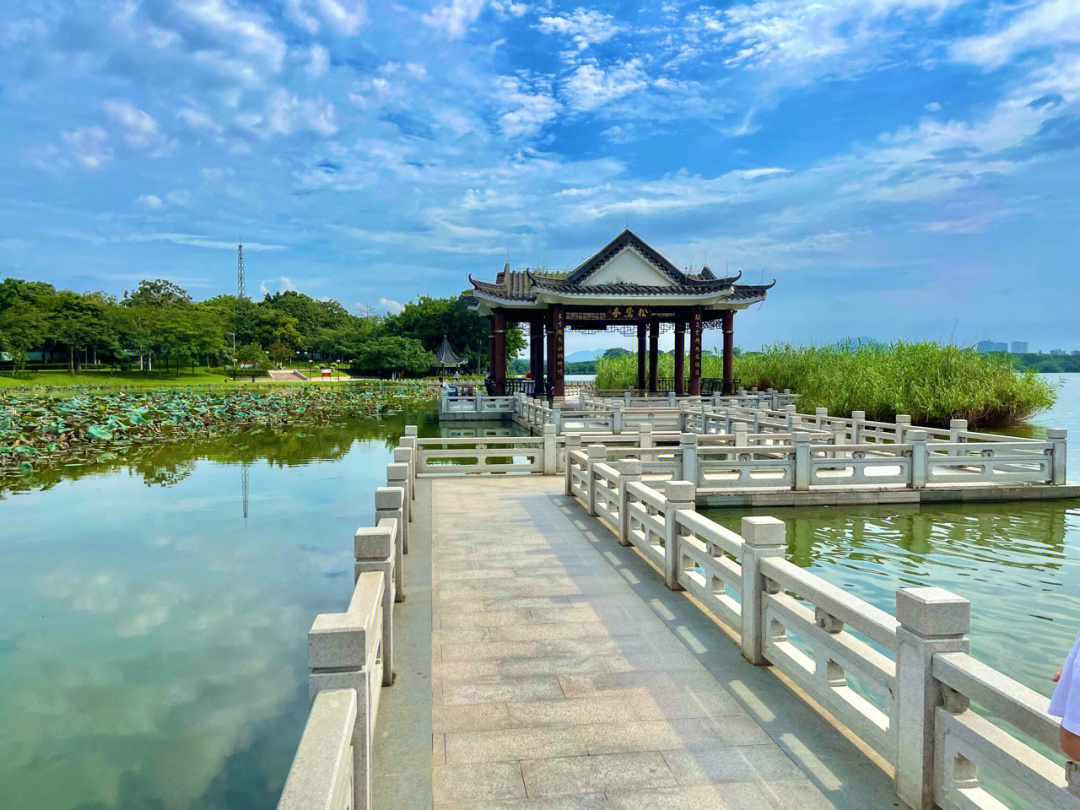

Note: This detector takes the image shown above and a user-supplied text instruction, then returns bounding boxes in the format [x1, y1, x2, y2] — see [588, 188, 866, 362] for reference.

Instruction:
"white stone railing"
[558, 460, 1080, 810]
[279, 434, 415, 810]
[413, 434, 551, 475]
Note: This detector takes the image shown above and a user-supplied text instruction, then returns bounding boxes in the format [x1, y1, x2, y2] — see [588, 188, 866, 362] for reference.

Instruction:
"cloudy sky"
[2, 0, 1078, 352]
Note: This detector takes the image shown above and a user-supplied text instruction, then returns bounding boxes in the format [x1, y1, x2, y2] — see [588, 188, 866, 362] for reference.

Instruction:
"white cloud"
[176, 0, 287, 73]
[137, 194, 163, 208]
[103, 99, 171, 154]
[422, 0, 488, 40]
[562, 59, 647, 112]
[286, 0, 367, 35]
[178, 107, 223, 133]
[305, 44, 330, 79]
[61, 127, 113, 169]
[238, 89, 337, 137]
[951, 0, 1080, 67]
[126, 232, 285, 250]
[378, 297, 404, 314]
[537, 8, 622, 51]
[495, 76, 560, 137]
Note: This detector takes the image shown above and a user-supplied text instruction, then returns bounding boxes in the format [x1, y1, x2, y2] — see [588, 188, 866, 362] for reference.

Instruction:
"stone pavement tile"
[507, 696, 641, 728]
[624, 782, 779, 810]
[577, 718, 725, 755]
[600, 649, 707, 674]
[559, 669, 682, 697]
[432, 734, 445, 766]
[433, 702, 512, 734]
[627, 687, 746, 721]
[487, 622, 609, 642]
[432, 761, 525, 807]
[758, 779, 837, 810]
[435, 567, 519, 581]
[439, 609, 534, 628]
[707, 714, 773, 747]
[441, 641, 546, 660]
[530, 605, 634, 624]
[468, 794, 607, 810]
[602, 787, 693, 809]
[500, 656, 610, 679]
[444, 726, 588, 764]
[521, 752, 678, 797]
[431, 626, 489, 644]
[432, 657, 501, 683]
[443, 676, 564, 705]
[661, 745, 807, 786]
[482, 597, 574, 611]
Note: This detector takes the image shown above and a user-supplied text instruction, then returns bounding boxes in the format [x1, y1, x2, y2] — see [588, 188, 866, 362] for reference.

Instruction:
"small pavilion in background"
[465, 229, 772, 397]
[431, 335, 466, 375]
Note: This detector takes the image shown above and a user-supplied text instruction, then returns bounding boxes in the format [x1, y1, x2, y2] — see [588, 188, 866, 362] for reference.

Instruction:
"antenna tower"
[237, 240, 246, 300]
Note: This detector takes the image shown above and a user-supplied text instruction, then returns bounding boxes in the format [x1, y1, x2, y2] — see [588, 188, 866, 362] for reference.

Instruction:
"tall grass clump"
[595, 342, 1056, 429]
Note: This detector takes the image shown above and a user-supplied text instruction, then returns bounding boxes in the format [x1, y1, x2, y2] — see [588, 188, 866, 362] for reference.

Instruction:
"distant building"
[1050, 349, 1067, 356]
[1010, 341, 1028, 354]
[976, 340, 1007, 353]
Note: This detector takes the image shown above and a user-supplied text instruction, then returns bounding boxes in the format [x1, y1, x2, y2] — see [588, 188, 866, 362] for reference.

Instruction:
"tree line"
[0, 276, 525, 377]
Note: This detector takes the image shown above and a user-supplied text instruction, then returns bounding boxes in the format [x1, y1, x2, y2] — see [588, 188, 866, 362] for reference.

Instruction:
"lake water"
[2, 377, 1078, 808]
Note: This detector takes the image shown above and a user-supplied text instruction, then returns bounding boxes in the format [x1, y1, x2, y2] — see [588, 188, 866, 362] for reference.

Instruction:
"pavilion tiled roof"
[433, 335, 465, 366]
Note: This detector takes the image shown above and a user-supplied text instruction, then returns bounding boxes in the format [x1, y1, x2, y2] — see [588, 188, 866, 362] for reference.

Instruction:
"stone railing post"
[400, 436, 417, 497]
[355, 520, 396, 686]
[542, 424, 557, 474]
[784, 403, 797, 431]
[584, 444, 606, 516]
[794, 432, 810, 491]
[663, 481, 695, 590]
[734, 424, 748, 453]
[552, 402, 563, 434]
[375, 486, 405, 601]
[474, 391, 484, 414]
[895, 414, 911, 443]
[616, 459, 642, 547]
[624, 392, 632, 406]
[753, 409, 764, 434]
[713, 392, 723, 408]
[386, 462, 410, 553]
[1049, 428, 1067, 485]
[740, 516, 786, 665]
[638, 422, 653, 449]
[949, 418, 967, 445]
[308, 572, 386, 810]
[815, 407, 827, 428]
[851, 410, 865, 444]
[679, 433, 698, 485]
[392, 448, 413, 521]
[894, 587, 970, 810]
[612, 404, 624, 435]
[440, 389, 449, 413]
[909, 430, 928, 489]
[564, 434, 581, 495]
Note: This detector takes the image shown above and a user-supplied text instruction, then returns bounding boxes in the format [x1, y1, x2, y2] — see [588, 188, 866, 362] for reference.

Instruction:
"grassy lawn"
[0, 368, 240, 388]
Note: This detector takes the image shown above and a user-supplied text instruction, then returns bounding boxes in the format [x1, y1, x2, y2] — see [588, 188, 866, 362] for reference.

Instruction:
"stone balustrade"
[552, 456, 1080, 810]
[278, 435, 414, 810]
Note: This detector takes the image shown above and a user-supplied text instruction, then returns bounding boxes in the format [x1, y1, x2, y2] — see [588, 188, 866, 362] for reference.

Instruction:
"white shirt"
[1050, 632, 1080, 735]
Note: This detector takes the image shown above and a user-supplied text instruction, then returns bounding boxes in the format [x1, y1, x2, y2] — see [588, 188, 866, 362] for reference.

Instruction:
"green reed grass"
[595, 342, 1056, 428]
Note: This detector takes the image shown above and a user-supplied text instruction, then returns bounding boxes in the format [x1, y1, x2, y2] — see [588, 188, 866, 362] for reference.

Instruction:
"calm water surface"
[3, 377, 1079, 808]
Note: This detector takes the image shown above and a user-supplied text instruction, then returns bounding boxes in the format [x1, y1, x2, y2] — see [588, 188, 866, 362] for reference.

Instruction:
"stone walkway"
[428, 476, 849, 810]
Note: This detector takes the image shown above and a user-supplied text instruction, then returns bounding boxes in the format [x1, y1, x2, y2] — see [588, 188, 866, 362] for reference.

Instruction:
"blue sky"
[2, 0, 1079, 353]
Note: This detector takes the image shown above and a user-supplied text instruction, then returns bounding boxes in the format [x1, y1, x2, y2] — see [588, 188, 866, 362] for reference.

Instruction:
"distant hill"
[566, 349, 602, 363]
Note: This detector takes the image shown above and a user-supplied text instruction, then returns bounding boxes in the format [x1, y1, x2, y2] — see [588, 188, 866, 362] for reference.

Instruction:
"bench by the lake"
[277, 422, 1080, 810]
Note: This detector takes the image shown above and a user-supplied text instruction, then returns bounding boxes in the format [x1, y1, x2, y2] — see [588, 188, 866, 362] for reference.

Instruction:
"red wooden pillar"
[636, 322, 646, 391]
[722, 310, 734, 394]
[689, 307, 703, 396]
[648, 319, 659, 393]
[493, 310, 506, 395]
[532, 316, 545, 397]
[487, 315, 495, 382]
[673, 314, 685, 396]
[550, 305, 565, 397]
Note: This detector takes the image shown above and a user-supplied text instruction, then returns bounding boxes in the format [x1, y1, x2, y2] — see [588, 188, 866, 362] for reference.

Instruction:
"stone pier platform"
[372, 476, 899, 810]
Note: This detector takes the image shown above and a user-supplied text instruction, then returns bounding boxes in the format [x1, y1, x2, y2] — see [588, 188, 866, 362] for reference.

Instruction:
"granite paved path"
[428, 475, 854, 810]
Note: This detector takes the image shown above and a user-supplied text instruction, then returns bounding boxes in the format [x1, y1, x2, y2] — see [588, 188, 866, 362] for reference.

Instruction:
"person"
[1051, 631, 1080, 760]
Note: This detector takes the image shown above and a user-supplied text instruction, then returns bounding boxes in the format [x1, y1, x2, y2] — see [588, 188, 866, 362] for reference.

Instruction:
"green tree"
[268, 341, 293, 367]
[354, 336, 435, 376]
[0, 301, 48, 375]
[383, 295, 524, 370]
[122, 279, 193, 309]
[50, 291, 116, 373]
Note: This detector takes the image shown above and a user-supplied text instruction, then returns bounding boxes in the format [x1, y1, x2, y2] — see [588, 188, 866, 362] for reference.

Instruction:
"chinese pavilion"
[465, 229, 772, 397]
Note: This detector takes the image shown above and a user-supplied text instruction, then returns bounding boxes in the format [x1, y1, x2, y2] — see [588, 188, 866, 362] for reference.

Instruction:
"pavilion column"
[722, 310, 735, 394]
[493, 310, 507, 395]
[549, 305, 565, 398]
[689, 307, 703, 396]
[488, 316, 495, 384]
[674, 314, 685, 397]
[532, 317, 545, 397]
[636, 323, 646, 392]
[648, 319, 659, 394]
